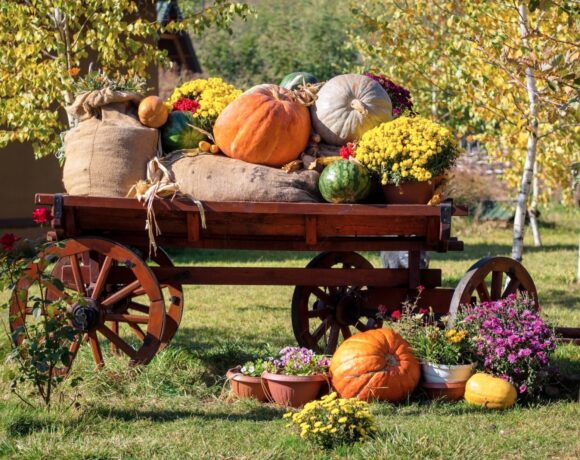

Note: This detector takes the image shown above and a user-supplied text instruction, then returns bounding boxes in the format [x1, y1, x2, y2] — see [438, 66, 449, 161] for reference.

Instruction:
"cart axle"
[71, 299, 101, 332]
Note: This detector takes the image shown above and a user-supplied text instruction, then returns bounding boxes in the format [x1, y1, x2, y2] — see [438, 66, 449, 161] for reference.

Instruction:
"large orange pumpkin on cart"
[329, 328, 420, 402]
[213, 84, 311, 167]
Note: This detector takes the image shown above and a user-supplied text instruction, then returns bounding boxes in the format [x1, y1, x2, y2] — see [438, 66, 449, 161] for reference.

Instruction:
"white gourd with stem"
[311, 74, 393, 146]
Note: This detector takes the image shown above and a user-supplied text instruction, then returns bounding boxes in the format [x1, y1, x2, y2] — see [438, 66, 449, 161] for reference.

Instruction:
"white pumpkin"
[311, 74, 393, 145]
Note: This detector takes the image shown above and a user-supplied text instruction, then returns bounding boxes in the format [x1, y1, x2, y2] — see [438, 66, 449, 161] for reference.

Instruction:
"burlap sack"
[169, 154, 321, 202]
[62, 89, 158, 197]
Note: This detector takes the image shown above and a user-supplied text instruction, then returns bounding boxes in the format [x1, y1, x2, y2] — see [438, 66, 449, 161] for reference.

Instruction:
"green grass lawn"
[1, 206, 579, 459]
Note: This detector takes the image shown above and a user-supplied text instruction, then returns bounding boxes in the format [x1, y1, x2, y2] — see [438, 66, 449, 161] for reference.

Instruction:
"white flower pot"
[421, 362, 475, 384]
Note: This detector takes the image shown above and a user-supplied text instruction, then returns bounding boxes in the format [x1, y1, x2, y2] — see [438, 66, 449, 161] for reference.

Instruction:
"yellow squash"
[464, 373, 517, 409]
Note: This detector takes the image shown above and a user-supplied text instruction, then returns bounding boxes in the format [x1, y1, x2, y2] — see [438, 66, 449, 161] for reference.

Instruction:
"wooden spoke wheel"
[448, 256, 538, 325]
[10, 237, 165, 373]
[55, 247, 185, 350]
[144, 248, 183, 349]
[291, 252, 381, 354]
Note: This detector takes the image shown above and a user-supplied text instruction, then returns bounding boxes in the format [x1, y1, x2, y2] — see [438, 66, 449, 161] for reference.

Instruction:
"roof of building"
[156, 1, 202, 73]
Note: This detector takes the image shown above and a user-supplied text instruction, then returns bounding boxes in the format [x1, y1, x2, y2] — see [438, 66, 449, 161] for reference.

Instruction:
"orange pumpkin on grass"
[329, 328, 420, 402]
[213, 84, 310, 167]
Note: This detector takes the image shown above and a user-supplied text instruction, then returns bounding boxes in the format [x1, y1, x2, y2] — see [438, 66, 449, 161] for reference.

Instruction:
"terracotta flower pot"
[421, 381, 466, 401]
[421, 362, 475, 384]
[262, 372, 327, 408]
[226, 367, 268, 402]
[382, 176, 444, 204]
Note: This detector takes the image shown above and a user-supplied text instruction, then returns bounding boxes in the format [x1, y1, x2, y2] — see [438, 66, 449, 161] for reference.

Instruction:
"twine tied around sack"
[128, 156, 207, 256]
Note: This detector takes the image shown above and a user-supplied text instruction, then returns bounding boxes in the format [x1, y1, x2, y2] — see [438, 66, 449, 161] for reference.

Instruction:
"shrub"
[284, 392, 377, 448]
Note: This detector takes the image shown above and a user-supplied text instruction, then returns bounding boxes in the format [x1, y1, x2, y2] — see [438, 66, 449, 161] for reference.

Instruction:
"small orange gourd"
[213, 84, 310, 167]
[138, 96, 169, 128]
[329, 328, 420, 402]
[464, 373, 517, 409]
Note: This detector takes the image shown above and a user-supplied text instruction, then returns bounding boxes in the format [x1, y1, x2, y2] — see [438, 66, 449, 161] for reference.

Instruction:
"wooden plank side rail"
[35, 193, 467, 253]
[62, 265, 443, 287]
[35, 194, 469, 217]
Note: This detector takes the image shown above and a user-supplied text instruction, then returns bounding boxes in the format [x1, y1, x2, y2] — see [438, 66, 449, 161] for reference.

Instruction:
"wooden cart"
[10, 193, 565, 373]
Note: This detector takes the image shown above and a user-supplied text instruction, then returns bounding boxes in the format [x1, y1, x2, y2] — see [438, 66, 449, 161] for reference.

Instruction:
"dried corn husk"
[281, 159, 303, 173]
[128, 156, 206, 255]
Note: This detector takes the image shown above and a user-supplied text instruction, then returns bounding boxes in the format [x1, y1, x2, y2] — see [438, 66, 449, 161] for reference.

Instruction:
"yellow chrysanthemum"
[167, 77, 241, 132]
[354, 116, 459, 185]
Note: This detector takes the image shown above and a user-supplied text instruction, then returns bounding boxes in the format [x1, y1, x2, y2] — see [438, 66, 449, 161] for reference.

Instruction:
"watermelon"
[280, 72, 318, 90]
[161, 111, 206, 154]
[319, 160, 372, 203]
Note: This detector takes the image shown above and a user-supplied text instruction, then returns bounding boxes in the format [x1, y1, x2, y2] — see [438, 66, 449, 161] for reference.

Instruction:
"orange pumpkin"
[329, 328, 420, 402]
[138, 96, 169, 128]
[213, 84, 310, 167]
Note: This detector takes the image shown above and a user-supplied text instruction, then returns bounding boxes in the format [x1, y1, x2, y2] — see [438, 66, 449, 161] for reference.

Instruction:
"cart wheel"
[448, 256, 538, 325]
[145, 248, 183, 349]
[52, 247, 183, 351]
[291, 252, 381, 354]
[10, 237, 165, 372]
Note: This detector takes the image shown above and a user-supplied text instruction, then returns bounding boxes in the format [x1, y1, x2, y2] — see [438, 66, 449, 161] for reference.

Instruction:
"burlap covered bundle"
[62, 89, 158, 197]
[168, 154, 321, 202]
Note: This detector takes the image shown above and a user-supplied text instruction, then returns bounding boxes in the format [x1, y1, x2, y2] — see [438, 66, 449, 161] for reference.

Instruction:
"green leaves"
[0, 0, 250, 158]
[353, 0, 580, 203]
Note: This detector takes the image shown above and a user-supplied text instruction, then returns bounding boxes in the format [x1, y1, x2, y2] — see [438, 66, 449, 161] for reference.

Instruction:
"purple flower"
[517, 348, 532, 358]
[456, 293, 555, 398]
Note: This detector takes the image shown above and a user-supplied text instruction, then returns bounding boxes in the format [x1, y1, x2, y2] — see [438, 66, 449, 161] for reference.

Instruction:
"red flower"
[391, 310, 402, 320]
[339, 143, 354, 159]
[0, 233, 21, 251]
[417, 285, 425, 293]
[419, 308, 429, 315]
[172, 97, 200, 113]
[32, 207, 53, 224]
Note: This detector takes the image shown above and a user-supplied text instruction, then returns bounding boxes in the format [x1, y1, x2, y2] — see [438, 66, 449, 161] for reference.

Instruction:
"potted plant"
[226, 358, 269, 402]
[380, 286, 476, 400]
[353, 116, 460, 204]
[262, 347, 330, 408]
[457, 293, 557, 398]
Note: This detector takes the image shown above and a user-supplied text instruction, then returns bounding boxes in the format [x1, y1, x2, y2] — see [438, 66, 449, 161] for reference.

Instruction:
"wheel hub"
[335, 291, 361, 326]
[71, 298, 101, 332]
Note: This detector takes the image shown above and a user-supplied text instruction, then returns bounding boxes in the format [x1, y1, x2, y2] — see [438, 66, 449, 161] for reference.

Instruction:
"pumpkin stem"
[350, 99, 368, 116]
[269, 87, 281, 101]
[290, 82, 324, 107]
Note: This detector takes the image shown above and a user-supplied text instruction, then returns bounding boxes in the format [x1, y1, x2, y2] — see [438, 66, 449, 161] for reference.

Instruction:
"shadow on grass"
[167, 325, 289, 380]
[92, 405, 282, 424]
[541, 288, 580, 311]
[6, 416, 53, 437]
[5, 405, 282, 438]
[433, 242, 578, 263]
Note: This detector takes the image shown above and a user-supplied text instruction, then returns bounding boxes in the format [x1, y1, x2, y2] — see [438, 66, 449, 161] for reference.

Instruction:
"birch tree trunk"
[512, 4, 539, 262]
[431, 63, 438, 119]
[529, 160, 542, 247]
[577, 233, 580, 284]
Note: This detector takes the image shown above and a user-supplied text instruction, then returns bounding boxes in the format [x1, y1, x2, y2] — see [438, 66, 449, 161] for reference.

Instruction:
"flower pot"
[226, 367, 268, 402]
[421, 363, 475, 384]
[382, 176, 444, 204]
[421, 381, 466, 401]
[262, 372, 327, 408]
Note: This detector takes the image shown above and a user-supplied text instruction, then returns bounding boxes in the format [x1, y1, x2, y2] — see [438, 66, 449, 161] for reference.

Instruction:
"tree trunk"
[577, 233, 580, 284]
[512, 4, 539, 262]
[431, 63, 437, 119]
[529, 160, 542, 247]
